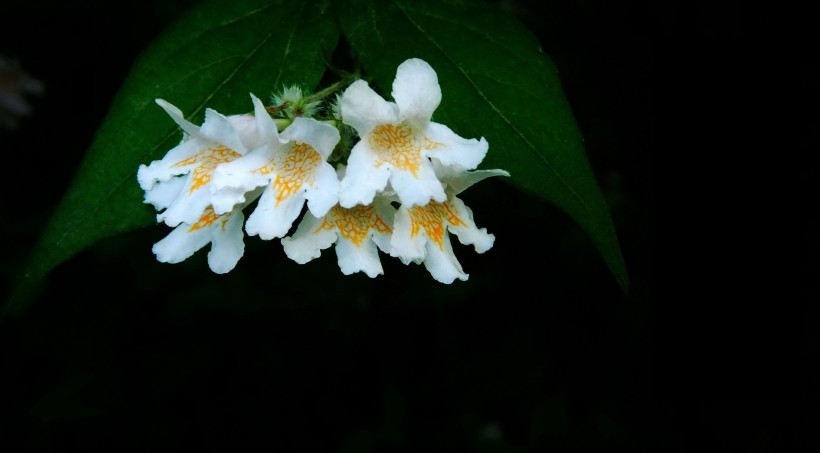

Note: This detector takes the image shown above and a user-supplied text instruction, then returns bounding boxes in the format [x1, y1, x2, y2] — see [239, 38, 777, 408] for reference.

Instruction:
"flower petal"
[143, 175, 185, 211]
[338, 141, 391, 208]
[388, 160, 446, 207]
[157, 183, 212, 227]
[152, 220, 212, 264]
[210, 146, 276, 214]
[155, 98, 200, 138]
[335, 237, 383, 277]
[281, 213, 337, 264]
[446, 196, 495, 253]
[245, 185, 305, 240]
[423, 122, 488, 171]
[392, 58, 441, 127]
[389, 205, 427, 264]
[421, 237, 468, 284]
[432, 162, 510, 195]
[281, 117, 340, 160]
[370, 197, 396, 254]
[207, 210, 245, 274]
[250, 92, 281, 142]
[227, 113, 263, 150]
[340, 80, 399, 135]
[199, 108, 247, 155]
[210, 185, 253, 216]
[137, 139, 202, 190]
[304, 161, 340, 218]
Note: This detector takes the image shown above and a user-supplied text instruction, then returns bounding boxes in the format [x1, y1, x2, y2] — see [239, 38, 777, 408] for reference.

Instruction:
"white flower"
[390, 165, 509, 284]
[282, 182, 395, 278]
[211, 94, 340, 240]
[137, 99, 254, 227]
[152, 204, 248, 274]
[338, 58, 488, 209]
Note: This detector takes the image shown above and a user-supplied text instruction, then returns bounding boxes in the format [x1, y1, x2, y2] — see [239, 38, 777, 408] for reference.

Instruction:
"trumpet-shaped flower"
[212, 95, 340, 240]
[338, 58, 488, 208]
[390, 165, 510, 284]
[282, 191, 395, 278]
[152, 204, 247, 274]
[137, 99, 253, 227]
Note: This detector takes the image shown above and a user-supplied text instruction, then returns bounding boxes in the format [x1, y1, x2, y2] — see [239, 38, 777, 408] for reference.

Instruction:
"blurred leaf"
[338, 0, 627, 292]
[4, 0, 338, 315]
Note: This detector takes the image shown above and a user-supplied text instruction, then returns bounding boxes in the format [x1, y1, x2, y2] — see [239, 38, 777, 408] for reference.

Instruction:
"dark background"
[0, 0, 814, 451]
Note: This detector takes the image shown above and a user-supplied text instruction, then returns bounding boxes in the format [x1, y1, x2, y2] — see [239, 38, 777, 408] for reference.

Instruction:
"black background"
[1, 0, 815, 451]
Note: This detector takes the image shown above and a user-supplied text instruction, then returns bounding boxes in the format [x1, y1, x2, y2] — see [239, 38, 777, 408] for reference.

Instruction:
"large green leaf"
[4, 0, 338, 315]
[338, 0, 628, 292]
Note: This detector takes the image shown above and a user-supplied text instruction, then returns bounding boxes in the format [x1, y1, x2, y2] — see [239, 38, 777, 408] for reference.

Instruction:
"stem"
[304, 73, 359, 104]
[266, 103, 288, 114]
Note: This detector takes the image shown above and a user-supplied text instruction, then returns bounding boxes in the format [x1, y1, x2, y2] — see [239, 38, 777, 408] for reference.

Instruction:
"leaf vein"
[369, 0, 384, 45]
[393, 0, 596, 220]
[174, 2, 279, 53]
[396, 3, 548, 73]
[271, 1, 308, 90]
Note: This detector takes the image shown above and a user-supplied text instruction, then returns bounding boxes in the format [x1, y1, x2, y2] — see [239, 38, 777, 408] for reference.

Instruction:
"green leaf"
[4, 0, 339, 315]
[338, 0, 628, 293]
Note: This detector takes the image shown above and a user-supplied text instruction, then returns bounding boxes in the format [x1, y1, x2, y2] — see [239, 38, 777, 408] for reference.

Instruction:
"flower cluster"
[137, 58, 508, 283]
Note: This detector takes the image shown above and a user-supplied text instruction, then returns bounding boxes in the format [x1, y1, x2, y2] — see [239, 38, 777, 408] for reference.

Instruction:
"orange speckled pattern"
[252, 161, 276, 176]
[271, 143, 321, 206]
[173, 146, 241, 193]
[408, 200, 464, 250]
[188, 206, 220, 232]
[317, 205, 391, 247]
[368, 123, 441, 176]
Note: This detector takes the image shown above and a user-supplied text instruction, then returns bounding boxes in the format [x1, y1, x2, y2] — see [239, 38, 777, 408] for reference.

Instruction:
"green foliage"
[5, 0, 627, 314]
[5, 0, 338, 314]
